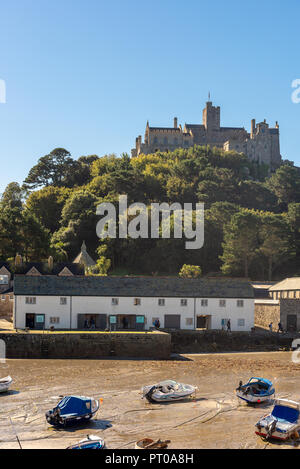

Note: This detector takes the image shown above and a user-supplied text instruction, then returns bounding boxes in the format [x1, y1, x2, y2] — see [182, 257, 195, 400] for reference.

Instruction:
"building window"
[237, 300, 244, 307]
[219, 300, 226, 307]
[181, 299, 187, 306]
[238, 319, 245, 327]
[60, 297, 67, 305]
[186, 318, 193, 326]
[25, 297, 36, 305]
[134, 298, 141, 306]
[112, 298, 119, 305]
[158, 299, 165, 306]
[201, 299, 208, 307]
[1, 295, 5, 301]
[50, 317, 60, 324]
[0, 275, 8, 285]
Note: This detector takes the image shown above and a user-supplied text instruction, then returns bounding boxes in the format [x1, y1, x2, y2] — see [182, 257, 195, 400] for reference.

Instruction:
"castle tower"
[202, 101, 220, 131]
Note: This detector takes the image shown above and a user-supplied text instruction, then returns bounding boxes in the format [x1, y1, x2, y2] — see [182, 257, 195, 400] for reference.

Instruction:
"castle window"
[174, 138, 178, 145]
[164, 137, 168, 145]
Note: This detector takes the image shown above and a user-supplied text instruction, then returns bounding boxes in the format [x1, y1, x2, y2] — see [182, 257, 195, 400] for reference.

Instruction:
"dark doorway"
[196, 315, 211, 329]
[26, 314, 35, 329]
[25, 313, 45, 330]
[287, 314, 297, 332]
[117, 314, 137, 330]
[77, 314, 107, 330]
[164, 314, 181, 329]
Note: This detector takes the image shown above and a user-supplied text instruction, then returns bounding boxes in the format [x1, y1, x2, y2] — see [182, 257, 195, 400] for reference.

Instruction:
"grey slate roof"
[14, 275, 254, 298]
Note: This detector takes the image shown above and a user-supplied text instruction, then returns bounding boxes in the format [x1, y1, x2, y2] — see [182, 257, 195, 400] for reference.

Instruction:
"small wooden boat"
[135, 438, 171, 449]
[67, 435, 105, 449]
[0, 376, 13, 393]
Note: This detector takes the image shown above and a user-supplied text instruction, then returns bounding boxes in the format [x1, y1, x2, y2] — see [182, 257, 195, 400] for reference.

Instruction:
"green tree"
[25, 186, 71, 232]
[221, 210, 260, 277]
[24, 148, 88, 189]
[266, 165, 300, 209]
[179, 264, 202, 278]
[258, 213, 292, 280]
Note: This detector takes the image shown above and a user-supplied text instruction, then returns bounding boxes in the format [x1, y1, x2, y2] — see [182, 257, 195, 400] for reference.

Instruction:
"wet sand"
[1, 352, 300, 449]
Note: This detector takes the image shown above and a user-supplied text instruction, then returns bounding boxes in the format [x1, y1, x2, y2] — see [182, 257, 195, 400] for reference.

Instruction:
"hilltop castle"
[131, 101, 282, 170]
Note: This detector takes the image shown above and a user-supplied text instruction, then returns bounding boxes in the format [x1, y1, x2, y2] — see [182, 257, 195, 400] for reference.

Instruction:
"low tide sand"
[1, 352, 300, 449]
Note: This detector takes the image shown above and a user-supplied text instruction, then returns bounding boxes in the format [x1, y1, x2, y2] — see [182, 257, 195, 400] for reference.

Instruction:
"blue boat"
[236, 377, 275, 404]
[67, 435, 106, 449]
[46, 396, 100, 427]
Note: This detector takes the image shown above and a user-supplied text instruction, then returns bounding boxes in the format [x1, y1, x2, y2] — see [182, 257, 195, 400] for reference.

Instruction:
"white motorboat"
[0, 376, 13, 393]
[142, 380, 197, 403]
[255, 399, 300, 441]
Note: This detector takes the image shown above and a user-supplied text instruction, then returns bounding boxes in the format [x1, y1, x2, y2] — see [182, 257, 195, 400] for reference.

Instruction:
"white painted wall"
[15, 295, 254, 331]
[195, 298, 254, 331]
[14, 296, 71, 329]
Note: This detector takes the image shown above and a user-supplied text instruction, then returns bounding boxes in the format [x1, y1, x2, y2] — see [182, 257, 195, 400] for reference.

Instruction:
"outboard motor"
[266, 418, 277, 439]
[143, 386, 157, 403]
[236, 380, 243, 391]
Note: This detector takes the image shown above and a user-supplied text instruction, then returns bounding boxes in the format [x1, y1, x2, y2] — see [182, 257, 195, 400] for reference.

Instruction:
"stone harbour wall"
[170, 330, 294, 353]
[0, 330, 171, 360]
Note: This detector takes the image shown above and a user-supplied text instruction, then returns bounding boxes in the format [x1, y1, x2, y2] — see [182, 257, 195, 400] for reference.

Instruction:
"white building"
[14, 276, 254, 331]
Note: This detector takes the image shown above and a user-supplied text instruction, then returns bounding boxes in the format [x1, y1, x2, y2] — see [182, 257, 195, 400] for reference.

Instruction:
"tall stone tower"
[202, 101, 220, 131]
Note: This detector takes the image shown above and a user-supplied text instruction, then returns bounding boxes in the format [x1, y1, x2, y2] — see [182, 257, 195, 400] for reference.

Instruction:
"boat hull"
[255, 430, 290, 441]
[236, 390, 274, 404]
[67, 436, 105, 449]
[0, 376, 13, 394]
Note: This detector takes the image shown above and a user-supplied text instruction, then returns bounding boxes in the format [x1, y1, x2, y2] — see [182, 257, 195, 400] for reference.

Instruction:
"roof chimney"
[251, 119, 256, 138]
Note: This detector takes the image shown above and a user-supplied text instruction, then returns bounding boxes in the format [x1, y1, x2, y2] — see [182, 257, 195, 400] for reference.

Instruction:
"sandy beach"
[1, 352, 300, 449]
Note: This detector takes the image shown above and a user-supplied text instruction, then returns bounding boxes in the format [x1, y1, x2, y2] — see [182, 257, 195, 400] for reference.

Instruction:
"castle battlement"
[131, 101, 282, 170]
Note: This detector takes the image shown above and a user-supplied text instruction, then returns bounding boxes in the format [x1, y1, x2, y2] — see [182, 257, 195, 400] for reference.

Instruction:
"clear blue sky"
[0, 0, 299, 192]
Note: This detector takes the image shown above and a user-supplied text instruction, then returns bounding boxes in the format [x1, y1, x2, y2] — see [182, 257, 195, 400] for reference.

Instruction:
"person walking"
[269, 322, 273, 332]
[277, 322, 283, 333]
[227, 319, 231, 332]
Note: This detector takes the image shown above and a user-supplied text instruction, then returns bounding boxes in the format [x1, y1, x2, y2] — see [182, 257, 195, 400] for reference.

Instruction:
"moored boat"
[46, 395, 100, 427]
[67, 435, 105, 449]
[142, 380, 197, 403]
[255, 399, 300, 441]
[236, 377, 275, 404]
[0, 376, 13, 393]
